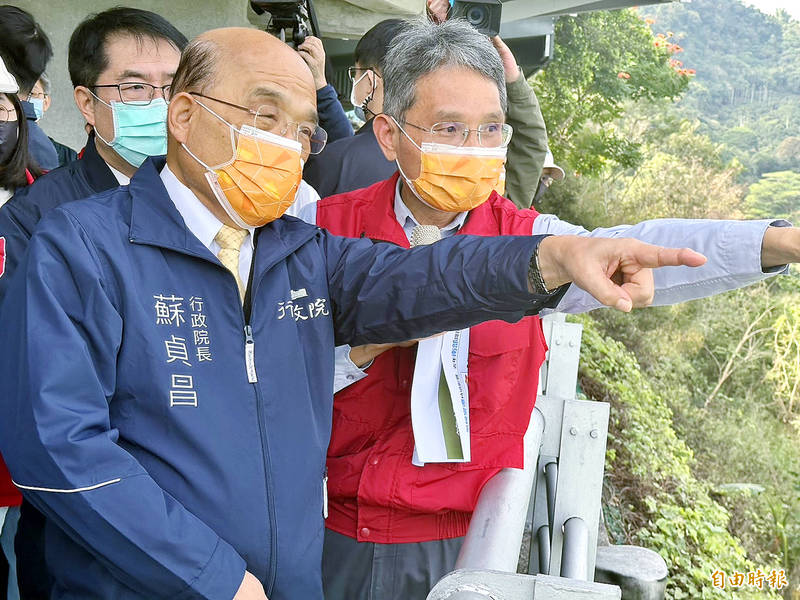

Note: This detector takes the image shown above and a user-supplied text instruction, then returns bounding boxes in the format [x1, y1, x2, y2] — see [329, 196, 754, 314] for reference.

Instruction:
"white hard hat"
[0, 55, 19, 95]
[542, 150, 565, 181]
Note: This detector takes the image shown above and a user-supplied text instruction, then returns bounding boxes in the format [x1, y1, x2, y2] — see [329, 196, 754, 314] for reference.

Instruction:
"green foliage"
[576, 316, 783, 599]
[531, 9, 688, 176]
[588, 282, 800, 593]
[647, 0, 800, 182]
[531, 2, 800, 594]
[536, 103, 745, 227]
[744, 170, 800, 223]
[766, 304, 800, 425]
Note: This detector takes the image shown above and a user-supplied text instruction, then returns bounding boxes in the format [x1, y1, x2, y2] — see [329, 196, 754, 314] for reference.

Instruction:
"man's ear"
[42, 95, 51, 113]
[167, 92, 197, 144]
[373, 113, 399, 161]
[73, 86, 96, 127]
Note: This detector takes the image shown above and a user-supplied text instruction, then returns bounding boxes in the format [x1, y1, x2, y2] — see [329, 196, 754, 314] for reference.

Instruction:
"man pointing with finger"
[299, 18, 800, 599]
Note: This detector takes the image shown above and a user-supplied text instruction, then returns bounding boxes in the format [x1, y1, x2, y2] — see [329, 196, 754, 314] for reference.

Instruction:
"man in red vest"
[299, 17, 800, 600]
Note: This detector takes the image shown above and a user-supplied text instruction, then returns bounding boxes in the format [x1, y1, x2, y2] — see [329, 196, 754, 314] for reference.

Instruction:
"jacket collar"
[359, 172, 411, 247]
[79, 132, 125, 195]
[357, 172, 505, 244]
[20, 99, 37, 122]
[128, 157, 318, 271]
[356, 118, 376, 137]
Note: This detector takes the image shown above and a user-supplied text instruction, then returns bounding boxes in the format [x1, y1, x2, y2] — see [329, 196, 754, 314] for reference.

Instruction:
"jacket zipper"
[131, 225, 320, 596]
[244, 325, 257, 383]
[241, 232, 278, 596]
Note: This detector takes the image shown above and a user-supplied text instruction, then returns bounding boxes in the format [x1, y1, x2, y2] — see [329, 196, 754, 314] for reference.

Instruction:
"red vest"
[317, 173, 547, 543]
[0, 458, 21, 507]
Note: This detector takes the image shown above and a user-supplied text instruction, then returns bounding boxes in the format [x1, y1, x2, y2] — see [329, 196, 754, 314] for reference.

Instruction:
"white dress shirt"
[160, 164, 255, 286]
[107, 163, 130, 186]
[0, 187, 12, 208]
[285, 180, 321, 218]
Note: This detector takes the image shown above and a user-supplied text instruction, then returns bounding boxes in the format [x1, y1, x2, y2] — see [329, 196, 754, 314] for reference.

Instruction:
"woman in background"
[1, 56, 41, 207]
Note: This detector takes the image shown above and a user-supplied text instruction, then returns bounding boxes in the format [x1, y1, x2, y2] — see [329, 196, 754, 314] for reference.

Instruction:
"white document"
[411, 329, 471, 466]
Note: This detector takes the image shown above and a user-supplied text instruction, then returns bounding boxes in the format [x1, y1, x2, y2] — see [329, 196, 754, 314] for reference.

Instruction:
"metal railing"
[428, 313, 668, 600]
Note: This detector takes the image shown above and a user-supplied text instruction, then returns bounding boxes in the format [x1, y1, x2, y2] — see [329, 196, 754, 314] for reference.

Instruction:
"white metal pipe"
[455, 407, 546, 571]
[560, 517, 589, 580]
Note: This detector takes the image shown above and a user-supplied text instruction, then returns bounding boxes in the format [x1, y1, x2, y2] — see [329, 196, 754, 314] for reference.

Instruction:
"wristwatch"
[528, 244, 551, 295]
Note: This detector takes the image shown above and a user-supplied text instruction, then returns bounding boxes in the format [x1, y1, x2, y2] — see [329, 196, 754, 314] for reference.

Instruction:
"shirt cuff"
[333, 344, 371, 394]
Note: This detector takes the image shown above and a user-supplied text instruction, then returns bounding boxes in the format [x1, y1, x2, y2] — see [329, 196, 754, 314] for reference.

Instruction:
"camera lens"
[466, 5, 488, 27]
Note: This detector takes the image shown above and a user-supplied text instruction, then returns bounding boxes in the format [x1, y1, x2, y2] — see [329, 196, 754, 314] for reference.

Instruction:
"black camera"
[451, 0, 503, 37]
[250, 0, 320, 47]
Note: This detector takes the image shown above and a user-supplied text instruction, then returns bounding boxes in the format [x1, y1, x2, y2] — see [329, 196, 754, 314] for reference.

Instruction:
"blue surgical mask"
[30, 97, 44, 121]
[92, 94, 168, 168]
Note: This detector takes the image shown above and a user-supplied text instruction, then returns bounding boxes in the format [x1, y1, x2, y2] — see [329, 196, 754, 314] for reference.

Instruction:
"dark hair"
[0, 5, 53, 95]
[354, 19, 405, 72]
[0, 94, 41, 190]
[68, 7, 188, 89]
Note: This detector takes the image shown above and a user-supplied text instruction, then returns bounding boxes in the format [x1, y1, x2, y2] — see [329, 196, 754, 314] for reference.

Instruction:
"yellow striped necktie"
[214, 224, 249, 302]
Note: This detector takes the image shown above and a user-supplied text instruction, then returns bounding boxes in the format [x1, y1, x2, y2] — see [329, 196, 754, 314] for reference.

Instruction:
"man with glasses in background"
[28, 72, 80, 166]
[0, 8, 186, 598]
[0, 7, 187, 303]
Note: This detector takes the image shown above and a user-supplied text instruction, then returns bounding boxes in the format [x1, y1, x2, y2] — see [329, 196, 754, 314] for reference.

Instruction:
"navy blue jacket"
[20, 99, 58, 171]
[0, 134, 118, 304]
[303, 118, 396, 198]
[0, 157, 554, 599]
[316, 84, 353, 144]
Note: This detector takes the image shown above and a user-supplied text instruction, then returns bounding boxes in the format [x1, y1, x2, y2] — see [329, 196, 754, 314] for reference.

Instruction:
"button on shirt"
[160, 165, 255, 286]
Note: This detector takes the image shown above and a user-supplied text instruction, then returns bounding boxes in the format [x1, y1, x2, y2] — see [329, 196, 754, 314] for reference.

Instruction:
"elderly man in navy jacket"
[0, 27, 703, 600]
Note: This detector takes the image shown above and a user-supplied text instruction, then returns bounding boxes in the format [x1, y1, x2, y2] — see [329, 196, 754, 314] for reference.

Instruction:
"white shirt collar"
[393, 179, 468, 236]
[160, 164, 254, 252]
[0, 187, 12, 208]
[106, 163, 130, 186]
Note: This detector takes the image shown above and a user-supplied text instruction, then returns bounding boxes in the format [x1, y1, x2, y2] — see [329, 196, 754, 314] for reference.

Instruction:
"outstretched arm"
[323, 231, 705, 347]
[532, 214, 794, 313]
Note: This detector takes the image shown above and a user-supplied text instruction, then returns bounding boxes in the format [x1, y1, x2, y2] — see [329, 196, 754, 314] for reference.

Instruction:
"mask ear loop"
[360, 70, 380, 118]
[88, 89, 118, 146]
[180, 98, 237, 171]
[389, 115, 440, 210]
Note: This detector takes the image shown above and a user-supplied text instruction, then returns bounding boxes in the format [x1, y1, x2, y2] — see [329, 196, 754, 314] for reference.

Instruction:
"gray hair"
[170, 38, 219, 96]
[381, 17, 506, 120]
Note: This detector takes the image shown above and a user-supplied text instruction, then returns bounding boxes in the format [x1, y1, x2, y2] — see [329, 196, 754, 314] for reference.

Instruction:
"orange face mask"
[184, 103, 303, 228]
[398, 140, 507, 213]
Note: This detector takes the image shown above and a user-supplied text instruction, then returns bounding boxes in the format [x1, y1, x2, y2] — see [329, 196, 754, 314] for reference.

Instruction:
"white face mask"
[350, 71, 375, 122]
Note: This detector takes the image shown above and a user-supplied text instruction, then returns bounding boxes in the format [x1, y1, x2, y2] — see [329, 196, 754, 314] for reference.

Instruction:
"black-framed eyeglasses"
[190, 92, 328, 155]
[402, 119, 513, 148]
[92, 82, 172, 104]
[347, 66, 382, 83]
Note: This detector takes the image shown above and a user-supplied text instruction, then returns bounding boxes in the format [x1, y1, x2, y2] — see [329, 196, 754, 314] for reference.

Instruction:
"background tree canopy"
[529, 1, 800, 596]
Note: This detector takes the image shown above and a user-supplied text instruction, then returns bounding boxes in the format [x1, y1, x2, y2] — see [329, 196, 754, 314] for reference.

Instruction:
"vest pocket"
[468, 317, 537, 357]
